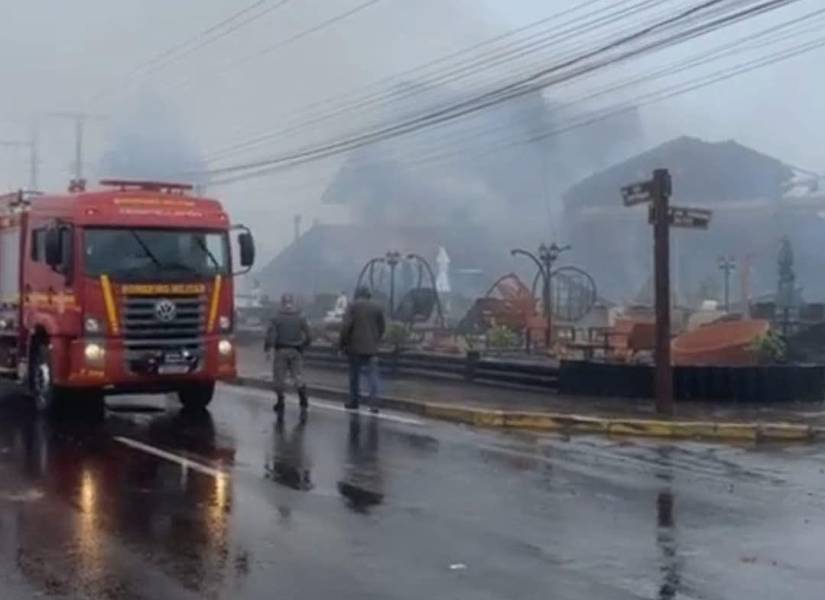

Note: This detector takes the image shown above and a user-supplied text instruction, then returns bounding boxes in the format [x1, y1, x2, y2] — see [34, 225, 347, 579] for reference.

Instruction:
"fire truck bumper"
[61, 335, 237, 391]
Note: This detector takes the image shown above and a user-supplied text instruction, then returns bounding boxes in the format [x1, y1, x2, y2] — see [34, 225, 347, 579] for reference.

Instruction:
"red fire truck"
[0, 180, 255, 415]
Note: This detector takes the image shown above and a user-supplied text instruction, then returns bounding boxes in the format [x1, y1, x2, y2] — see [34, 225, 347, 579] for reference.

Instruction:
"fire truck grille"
[121, 293, 206, 359]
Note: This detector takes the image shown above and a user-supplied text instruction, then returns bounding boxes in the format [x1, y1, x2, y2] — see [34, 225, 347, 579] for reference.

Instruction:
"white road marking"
[225, 384, 425, 427]
[114, 436, 227, 479]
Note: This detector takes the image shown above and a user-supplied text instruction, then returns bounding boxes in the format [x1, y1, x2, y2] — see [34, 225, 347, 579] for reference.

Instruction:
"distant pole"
[293, 214, 302, 244]
[29, 119, 39, 189]
[386, 250, 401, 319]
[74, 117, 84, 180]
[652, 168, 673, 416]
[718, 256, 736, 313]
[46, 112, 106, 185]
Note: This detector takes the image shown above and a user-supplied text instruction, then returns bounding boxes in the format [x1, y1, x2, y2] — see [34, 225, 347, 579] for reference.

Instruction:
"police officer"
[264, 294, 312, 417]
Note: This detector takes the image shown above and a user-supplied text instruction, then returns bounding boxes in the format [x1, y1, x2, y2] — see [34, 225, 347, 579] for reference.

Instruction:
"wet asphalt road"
[0, 384, 824, 599]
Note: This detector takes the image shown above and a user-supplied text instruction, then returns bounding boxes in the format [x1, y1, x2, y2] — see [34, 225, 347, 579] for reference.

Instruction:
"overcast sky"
[1, 0, 822, 257]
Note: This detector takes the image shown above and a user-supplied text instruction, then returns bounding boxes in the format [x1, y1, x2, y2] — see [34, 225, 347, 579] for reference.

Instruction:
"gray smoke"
[99, 92, 205, 185]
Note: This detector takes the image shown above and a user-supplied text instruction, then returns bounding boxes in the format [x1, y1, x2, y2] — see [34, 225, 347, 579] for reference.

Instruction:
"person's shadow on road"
[267, 418, 312, 491]
[337, 414, 384, 513]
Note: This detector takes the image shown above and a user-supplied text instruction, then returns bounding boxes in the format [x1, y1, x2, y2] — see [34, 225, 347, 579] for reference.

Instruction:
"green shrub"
[487, 325, 518, 349]
[385, 323, 410, 350]
[748, 331, 787, 364]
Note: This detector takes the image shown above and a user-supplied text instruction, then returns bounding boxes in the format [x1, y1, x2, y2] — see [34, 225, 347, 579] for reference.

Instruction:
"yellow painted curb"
[419, 402, 817, 443]
[235, 378, 820, 444]
[757, 423, 814, 441]
[502, 412, 609, 433]
[422, 403, 477, 426]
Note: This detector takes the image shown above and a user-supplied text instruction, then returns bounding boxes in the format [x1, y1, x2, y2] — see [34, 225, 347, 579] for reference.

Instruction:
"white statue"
[436, 246, 451, 294]
[324, 291, 349, 324]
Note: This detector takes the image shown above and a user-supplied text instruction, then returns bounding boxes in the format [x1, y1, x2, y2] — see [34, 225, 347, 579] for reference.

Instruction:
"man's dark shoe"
[369, 406, 380, 415]
[344, 401, 359, 411]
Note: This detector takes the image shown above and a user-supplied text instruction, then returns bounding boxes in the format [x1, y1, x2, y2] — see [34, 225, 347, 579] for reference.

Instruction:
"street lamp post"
[511, 243, 570, 348]
[406, 253, 446, 328]
[718, 256, 736, 313]
[385, 250, 402, 319]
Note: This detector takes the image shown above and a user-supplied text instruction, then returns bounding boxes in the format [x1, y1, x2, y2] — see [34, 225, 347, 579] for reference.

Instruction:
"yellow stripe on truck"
[208, 274, 222, 332]
[100, 274, 119, 334]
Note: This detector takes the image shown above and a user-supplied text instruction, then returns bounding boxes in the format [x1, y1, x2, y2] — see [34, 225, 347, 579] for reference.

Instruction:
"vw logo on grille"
[154, 299, 177, 322]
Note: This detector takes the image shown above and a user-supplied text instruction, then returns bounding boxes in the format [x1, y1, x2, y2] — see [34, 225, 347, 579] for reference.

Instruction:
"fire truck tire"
[31, 343, 68, 415]
[177, 382, 215, 411]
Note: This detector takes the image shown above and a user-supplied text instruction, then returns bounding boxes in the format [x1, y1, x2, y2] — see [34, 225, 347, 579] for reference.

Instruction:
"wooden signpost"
[621, 169, 712, 415]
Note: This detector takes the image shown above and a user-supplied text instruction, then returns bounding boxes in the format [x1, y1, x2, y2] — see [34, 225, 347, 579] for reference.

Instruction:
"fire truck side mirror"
[239, 232, 255, 268]
[44, 227, 63, 268]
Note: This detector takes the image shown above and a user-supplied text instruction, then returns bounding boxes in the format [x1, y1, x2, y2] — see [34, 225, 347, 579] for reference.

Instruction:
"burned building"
[562, 136, 825, 305]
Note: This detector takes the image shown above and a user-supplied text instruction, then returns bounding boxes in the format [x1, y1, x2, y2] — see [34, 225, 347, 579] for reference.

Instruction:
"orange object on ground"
[671, 319, 770, 366]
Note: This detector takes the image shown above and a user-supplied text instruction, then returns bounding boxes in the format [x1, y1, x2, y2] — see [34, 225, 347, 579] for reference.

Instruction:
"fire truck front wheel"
[177, 381, 215, 411]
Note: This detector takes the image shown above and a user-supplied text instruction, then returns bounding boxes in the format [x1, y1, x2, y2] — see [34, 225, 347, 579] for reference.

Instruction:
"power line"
[172, 0, 386, 93]
[203, 0, 764, 166]
[209, 24, 825, 188]
[89, 0, 294, 106]
[206, 0, 762, 165]
[199, 0, 799, 180]
[203, 0, 672, 162]
[362, 5, 825, 169]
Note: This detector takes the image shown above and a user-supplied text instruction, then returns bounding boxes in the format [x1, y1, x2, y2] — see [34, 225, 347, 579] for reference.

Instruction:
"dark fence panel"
[300, 347, 824, 403]
[559, 360, 825, 403]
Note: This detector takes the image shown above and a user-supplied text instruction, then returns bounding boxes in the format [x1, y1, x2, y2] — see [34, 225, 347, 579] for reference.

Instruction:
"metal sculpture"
[530, 266, 597, 323]
[511, 243, 570, 346]
[354, 251, 445, 328]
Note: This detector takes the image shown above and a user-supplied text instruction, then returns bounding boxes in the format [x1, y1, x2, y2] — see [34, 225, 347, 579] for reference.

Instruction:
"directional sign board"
[620, 180, 655, 206]
[648, 205, 712, 229]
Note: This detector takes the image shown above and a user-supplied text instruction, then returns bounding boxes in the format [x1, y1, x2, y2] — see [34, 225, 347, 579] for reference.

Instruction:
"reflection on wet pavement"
[0, 383, 823, 599]
[338, 414, 384, 513]
[267, 418, 312, 491]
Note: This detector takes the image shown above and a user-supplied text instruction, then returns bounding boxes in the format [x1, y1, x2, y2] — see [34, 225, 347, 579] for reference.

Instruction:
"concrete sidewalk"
[237, 345, 825, 442]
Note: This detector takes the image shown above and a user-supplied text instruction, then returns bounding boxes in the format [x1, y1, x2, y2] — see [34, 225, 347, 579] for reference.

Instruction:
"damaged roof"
[563, 136, 795, 210]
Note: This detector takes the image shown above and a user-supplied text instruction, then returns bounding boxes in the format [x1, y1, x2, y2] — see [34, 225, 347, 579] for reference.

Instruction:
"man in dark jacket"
[339, 287, 386, 412]
[264, 294, 312, 417]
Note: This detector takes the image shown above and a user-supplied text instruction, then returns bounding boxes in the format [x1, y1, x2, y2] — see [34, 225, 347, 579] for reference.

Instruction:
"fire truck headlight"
[84, 317, 102, 334]
[84, 343, 105, 363]
[219, 315, 232, 332]
[218, 339, 233, 357]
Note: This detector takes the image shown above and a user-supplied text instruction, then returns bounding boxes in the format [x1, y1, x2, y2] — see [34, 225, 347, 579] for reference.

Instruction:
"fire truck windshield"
[84, 228, 229, 281]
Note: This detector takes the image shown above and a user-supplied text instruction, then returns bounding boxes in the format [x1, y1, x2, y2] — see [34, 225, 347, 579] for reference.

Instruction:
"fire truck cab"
[0, 180, 255, 415]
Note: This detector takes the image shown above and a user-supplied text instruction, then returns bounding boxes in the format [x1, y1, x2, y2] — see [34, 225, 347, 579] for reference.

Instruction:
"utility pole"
[46, 111, 105, 185]
[29, 119, 39, 190]
[718, 256, 736, 313]
[622, 169, 712, 415]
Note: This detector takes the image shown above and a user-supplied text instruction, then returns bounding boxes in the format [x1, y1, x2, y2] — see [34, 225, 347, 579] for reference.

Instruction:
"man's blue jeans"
[348, 354, 380, 407]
